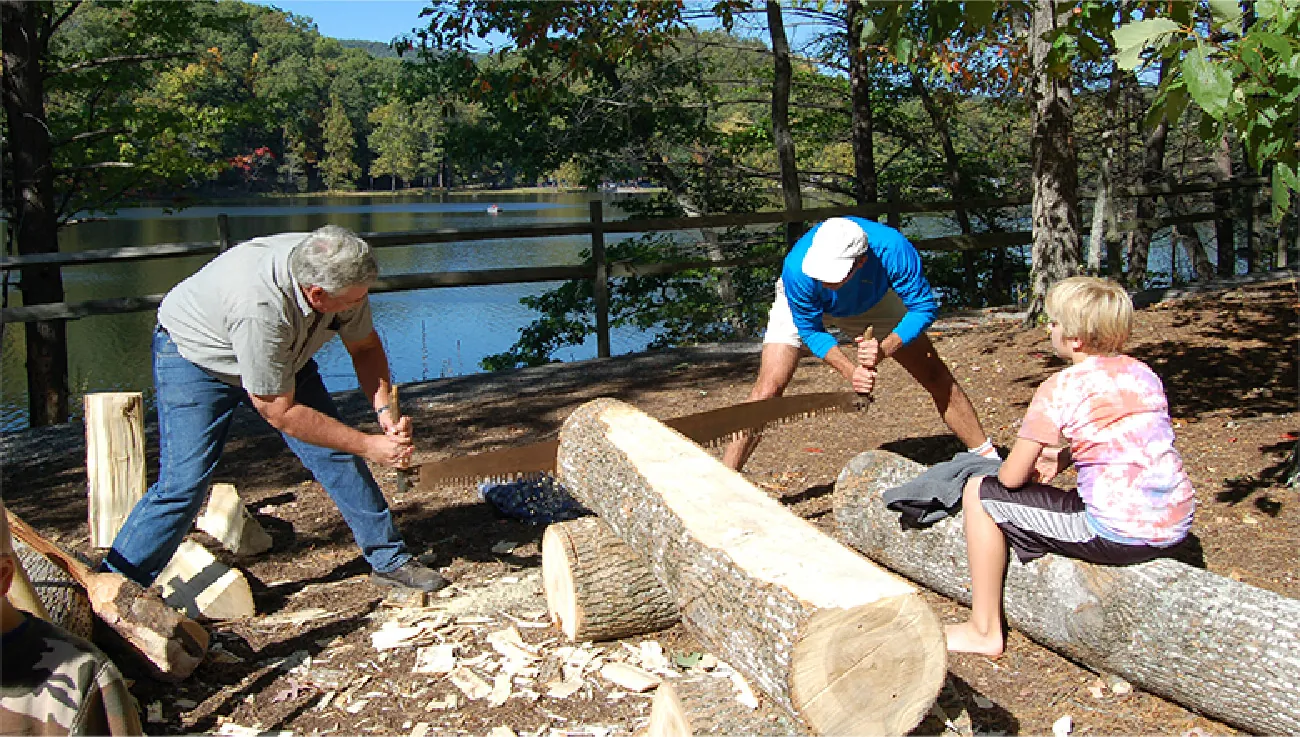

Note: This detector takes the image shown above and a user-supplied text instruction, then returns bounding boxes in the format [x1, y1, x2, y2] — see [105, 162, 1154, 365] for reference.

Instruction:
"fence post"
[1242, 186, 1256, 273]
[217, 213, 232, 252]
[590, 200, 611, 359]
[886, 185, 902, 229]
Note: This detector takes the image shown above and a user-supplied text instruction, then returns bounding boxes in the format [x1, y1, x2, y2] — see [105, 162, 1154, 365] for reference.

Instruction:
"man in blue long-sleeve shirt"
[722, 217, 997, 470]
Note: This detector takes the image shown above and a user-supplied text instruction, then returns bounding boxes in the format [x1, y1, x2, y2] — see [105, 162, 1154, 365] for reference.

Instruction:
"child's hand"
[1030, 446, 1068, 483]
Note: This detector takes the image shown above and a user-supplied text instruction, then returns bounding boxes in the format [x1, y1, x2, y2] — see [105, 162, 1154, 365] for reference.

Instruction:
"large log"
[833, 449, 1300, 736]
[556, 398, 946, 736]
[541, 516, 679, 642]
[84, 392, 147, 548]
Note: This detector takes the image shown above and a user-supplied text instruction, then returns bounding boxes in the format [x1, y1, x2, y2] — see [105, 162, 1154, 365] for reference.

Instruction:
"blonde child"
[945, 276, 1195, 657]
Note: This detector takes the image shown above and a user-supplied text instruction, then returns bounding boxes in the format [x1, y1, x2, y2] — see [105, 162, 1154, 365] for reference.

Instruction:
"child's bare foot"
[944, 622, 1005, 658]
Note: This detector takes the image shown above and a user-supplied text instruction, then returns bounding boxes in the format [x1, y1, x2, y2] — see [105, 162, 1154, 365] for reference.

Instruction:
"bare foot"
[944, 621, 1005, 658]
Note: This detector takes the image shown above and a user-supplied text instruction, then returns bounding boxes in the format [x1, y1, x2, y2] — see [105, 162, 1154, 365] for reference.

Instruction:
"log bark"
[557, 399, 946, 736]
[84, 392, 147, 548]
[833, 449, 1300, 736]
[15, 540, 92, 639]
[542, 516, 679, 642]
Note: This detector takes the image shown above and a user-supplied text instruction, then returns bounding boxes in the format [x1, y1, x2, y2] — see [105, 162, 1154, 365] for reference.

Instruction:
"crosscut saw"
[413, 390, 861, 490]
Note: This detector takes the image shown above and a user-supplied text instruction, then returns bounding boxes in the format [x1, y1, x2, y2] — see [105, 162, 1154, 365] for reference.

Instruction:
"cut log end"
[542, 522, 581, 640]
[791, 594, 948, 737]
[542, 516, 679, 642]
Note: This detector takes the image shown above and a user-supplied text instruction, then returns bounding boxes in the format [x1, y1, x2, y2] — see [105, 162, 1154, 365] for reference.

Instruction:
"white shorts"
[763, 278, 908, 348]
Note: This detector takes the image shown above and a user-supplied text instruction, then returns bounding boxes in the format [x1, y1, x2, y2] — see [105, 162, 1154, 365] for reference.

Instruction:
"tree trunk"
[833, 450, 1300, 737]
[767, 1, 803, 247]
[556, 398, 947, 736]
[541, 516, 679, 642]
[1090, 60, 1124, 277]
[1026, 0, 1082, 323]
[1212, 132, 1236, 276]
[1126, 58, 1172, 287]
[912, 70, 977, 304]
[846, 1, 878, 205]
[2, 1, 69, 426]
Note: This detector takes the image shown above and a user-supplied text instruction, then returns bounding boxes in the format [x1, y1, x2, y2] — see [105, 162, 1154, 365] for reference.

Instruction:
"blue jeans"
[105, 326, 410, 586]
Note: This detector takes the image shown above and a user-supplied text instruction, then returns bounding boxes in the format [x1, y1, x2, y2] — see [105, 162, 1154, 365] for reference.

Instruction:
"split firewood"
[833, 449, 1300, 737]
[195, 483, 272, 557]
[84, 392, 147, 548]
[556, 398, 946, 736]
[542, 515, 679, 642]
[155, 539, 255, 620]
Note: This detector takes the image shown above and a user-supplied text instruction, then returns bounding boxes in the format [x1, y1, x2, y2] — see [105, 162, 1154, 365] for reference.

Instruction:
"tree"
[321, 95, 360, 190]
[1, 0, 219, 426]
[368, 99, 420, 189]
[1026, 0, 1083, 319]
[1112, 0, 1300, 218]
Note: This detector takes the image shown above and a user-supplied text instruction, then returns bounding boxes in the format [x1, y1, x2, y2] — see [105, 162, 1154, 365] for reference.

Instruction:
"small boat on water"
[486, 204, 501, 215]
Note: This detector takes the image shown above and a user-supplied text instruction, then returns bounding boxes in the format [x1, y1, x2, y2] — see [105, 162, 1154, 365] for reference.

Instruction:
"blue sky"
[253, 1, 432, 43]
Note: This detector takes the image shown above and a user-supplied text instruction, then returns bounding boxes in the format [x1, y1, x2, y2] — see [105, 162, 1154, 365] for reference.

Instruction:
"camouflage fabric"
[0, 614, 142, 736]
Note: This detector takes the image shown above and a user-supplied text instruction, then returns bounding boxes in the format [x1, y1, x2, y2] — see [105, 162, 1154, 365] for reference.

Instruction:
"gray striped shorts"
[977, 477, 1179, 565]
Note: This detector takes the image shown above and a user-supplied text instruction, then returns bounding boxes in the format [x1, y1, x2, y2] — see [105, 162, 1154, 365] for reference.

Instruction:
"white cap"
[801, 218, 868, 283]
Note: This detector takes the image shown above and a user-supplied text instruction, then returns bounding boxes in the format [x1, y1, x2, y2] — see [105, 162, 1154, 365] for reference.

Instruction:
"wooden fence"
[0, 177, 1277, 358]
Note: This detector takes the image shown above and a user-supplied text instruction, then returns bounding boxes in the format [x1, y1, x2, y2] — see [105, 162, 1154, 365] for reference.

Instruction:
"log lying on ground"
[84, 392, 147, 548]
[644, 677, 798, 737]
[557, 398, 946, 736]
[542, 515, 679, 642]
[833, 450, 1300, 736]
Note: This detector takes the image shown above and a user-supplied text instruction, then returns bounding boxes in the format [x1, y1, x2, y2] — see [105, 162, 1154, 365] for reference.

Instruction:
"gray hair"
[289, 225, 379, 293]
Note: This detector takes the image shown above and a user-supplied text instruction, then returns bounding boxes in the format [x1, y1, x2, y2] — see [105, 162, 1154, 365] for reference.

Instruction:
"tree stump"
[84, 392, 147, 548]
[833, 449, 1300, 736]
[557, 398, 946, 736]
[542, 516, 679, 642]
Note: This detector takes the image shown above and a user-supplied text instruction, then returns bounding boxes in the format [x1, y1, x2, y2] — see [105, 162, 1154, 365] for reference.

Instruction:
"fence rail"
[0, 178, 1277, 354]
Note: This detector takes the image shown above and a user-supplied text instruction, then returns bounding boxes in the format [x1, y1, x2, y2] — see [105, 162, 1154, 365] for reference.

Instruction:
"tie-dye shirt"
[1019, 354, 1195, 545]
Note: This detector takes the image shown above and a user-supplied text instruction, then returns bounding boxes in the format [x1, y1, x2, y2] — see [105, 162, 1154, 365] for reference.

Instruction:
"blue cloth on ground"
[477, 476, 591, 525]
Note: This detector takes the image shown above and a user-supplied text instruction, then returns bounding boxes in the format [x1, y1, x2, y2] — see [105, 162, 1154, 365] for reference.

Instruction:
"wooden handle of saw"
[388, 384, 402, 423]
[858, 326, 876, 397]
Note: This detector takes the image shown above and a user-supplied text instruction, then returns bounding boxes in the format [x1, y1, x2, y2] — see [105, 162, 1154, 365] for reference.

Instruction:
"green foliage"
[321, 97, 361, 190]
[1112, 0, 1300, 217]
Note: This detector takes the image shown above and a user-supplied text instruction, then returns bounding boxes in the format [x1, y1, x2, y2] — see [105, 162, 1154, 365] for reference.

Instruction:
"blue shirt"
[782, 217, 938, 359]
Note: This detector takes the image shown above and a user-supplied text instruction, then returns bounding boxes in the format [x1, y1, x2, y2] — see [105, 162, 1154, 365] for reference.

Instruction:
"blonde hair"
[1044, 276, 1132, 354]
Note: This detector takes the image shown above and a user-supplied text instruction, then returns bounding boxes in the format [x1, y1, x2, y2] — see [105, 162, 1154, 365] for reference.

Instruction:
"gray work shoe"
[370, 560, 449, 592]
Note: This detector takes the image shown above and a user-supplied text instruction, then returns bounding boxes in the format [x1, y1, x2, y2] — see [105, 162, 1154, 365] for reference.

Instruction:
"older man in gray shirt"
[105, 226, 445, 592]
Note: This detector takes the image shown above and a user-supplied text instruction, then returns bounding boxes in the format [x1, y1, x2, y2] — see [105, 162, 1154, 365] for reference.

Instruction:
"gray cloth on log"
[882, 452, 1002, 528]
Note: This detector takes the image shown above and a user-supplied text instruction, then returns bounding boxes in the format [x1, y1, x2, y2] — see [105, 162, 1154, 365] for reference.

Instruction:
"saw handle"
[388, 385, 414, 491]
[856, 326, 877, 398]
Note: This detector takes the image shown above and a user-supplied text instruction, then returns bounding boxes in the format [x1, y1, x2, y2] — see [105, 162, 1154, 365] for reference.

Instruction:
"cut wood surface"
[556, 398, 946, 736]
[196, 483, 272, 557]
[156, 540, 256, 620]
[84, 392, 148, 548]
[833, 449, 1300, 736]
[15, 541, 92, 639]
[644, 676, 804, 736]
[5, 509, 210, 682]
[542, 516, 679, 642]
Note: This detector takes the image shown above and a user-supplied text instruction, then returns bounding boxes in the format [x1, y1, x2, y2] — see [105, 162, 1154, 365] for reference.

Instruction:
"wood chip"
[449, 666, 493, 701]
[599, 662, 661, 693]
[425, 693, 458, 711]
[255, 608, 333, 628]
[410, 723, 430, 737]
[545, 679, 585, 699]
[488, 727, 516, 737]
[488, 673, 512, 707]
[413, 644, 457, 675]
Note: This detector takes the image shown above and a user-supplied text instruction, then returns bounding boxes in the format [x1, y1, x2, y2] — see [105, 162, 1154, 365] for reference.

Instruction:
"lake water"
[1, 191, 1204, 431]
[0, 191, 663, 431]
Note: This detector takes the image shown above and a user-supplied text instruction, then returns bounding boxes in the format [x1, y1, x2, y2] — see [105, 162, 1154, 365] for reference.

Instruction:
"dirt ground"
[2, 274, 1296, 737]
